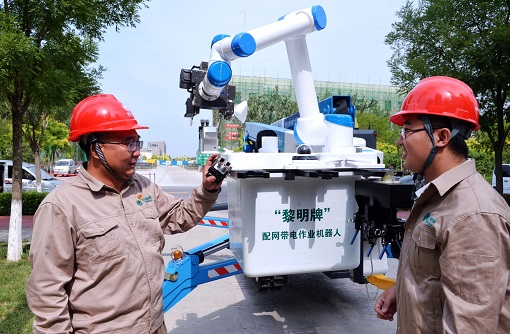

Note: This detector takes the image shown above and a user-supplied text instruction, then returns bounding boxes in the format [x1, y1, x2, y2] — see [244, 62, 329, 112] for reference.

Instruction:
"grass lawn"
[0, 242, 34, 334]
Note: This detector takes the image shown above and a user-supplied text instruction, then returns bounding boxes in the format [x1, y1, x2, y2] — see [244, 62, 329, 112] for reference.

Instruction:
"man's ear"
[435, 128, 451, 148]
[88, 134, 101, 160]
[89, 142, 101, 161]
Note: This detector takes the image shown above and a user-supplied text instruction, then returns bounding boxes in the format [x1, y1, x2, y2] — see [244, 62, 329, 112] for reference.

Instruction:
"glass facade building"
[230, 76, 404, 113]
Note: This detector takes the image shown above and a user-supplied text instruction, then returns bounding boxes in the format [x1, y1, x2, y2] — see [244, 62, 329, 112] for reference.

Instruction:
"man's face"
[96, 130, 141, 179]
[397, 114, 433, 173]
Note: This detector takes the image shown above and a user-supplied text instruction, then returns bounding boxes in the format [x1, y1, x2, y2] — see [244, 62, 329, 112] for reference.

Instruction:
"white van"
[492, 164, 510, 194]
[0, 160, 63, 193]
[53, 159, 78, 176]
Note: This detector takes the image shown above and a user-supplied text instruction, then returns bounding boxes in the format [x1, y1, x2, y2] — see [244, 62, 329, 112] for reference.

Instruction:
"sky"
[96, 0, 408, 158]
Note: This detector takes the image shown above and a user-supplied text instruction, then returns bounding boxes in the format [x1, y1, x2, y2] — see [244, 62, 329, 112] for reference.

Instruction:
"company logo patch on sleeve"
[422, 212, 436, 227]
[136, 193, 153, 206]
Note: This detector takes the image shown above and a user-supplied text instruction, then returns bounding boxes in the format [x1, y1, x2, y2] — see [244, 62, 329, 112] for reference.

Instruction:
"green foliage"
[1, 0, 149, 201]
[0, 192, 48, 216]
[357, 111, 400, 145]
[246, 87, 298, 124]
[469, 150, 495, 182]
[0, 243, 33, 334]
[472, 126, 510, 163]
[151, 154, 172, 161]
[40, 119, 74, 164]
[0, 118, 13, 159]
[0, 118, 36, 162]
[0, 12, 39, 99]
[352, 95, 382, 114]
[466, 137, 496, 181]
[377, 142, 403, 169]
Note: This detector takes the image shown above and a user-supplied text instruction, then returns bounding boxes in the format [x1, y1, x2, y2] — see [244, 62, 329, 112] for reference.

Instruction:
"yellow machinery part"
[366, 274, 396, 290]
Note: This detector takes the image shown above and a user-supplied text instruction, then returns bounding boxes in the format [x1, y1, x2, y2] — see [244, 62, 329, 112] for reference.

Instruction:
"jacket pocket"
[82, 218, 128, 263]
[140, 205, 164, 246]
[460, 253, 494, 305]
[410, 223, 441, 277]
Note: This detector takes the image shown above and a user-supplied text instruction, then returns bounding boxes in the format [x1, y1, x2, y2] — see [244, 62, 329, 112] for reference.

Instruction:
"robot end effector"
[179, 62, 236, 120]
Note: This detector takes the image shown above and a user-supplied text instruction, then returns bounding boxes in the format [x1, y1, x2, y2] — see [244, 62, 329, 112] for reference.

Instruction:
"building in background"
[146, 141, 166, 156]
[231, 75, 403, 113]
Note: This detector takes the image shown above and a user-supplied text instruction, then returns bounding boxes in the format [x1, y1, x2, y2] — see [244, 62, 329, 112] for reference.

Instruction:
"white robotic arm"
[198, 5, 329, 145]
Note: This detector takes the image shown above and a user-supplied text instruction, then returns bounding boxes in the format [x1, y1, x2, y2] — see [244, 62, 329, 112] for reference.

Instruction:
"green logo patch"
[136, 193, 153, 206]
[422, 212, 436, 227]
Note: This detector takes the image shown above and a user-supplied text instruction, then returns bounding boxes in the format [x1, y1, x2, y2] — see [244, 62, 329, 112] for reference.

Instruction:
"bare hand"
[202, 153, 223, 192]
[374, 284, 397, 321]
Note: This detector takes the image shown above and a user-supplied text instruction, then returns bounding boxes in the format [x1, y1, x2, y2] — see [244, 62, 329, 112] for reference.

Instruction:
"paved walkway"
[0, 215, 34, 242]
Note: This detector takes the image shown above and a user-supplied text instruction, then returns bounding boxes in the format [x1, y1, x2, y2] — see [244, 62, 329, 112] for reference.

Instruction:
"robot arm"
[180, 5, 329, 145]
[200, 6, 326, 99]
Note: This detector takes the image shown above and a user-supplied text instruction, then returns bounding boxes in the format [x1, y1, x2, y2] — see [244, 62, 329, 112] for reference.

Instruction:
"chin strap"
[90, 134, 130, 183]
[411, 115, 437, 201]
[450, 119, 472, 140]
[410, 116, 472, 201]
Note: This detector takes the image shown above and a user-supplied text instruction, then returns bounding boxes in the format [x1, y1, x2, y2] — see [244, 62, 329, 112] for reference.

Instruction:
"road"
[55, 166, 398, 333]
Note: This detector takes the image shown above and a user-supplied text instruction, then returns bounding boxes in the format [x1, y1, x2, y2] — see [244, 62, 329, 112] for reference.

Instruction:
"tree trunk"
[7, 105, 24, 261]
[7, 199, 23, 261]
[494, 147, 504, 195]
[492, 100, 507, 196]
[34, 150, 42, 193]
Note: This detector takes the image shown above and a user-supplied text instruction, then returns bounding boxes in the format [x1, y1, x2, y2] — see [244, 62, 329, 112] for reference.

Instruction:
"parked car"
[53, 159, 78, 176]
[492, 164, 510, 194]
[0, 160, 63, 193]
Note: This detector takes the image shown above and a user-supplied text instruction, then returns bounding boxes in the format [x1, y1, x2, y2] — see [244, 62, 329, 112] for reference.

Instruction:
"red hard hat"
[390, 76, 480, 130]
[68, 94, 149, 142]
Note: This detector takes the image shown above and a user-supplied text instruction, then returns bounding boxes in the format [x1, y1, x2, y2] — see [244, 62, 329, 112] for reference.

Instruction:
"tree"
[0, 118, 34, 161]
[357, 110, 400, 148]
[352, 95, 382, 115]
[0, 0, 149, 261]
[24, 107, 77, 191]
[40, 119, 74, 167]
[246, 87, 298, 125]
[386, 0, 510, 194]
[0, 118, 13, 159]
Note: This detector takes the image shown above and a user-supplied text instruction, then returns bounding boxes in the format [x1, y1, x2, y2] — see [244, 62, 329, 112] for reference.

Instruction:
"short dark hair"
[428, 115, 469, 159]
[79, 134, 100, 159]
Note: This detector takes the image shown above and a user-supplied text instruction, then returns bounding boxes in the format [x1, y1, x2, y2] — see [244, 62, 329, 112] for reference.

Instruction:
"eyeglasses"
[98, 141, 143, 152]
[400, 127, 429, 139]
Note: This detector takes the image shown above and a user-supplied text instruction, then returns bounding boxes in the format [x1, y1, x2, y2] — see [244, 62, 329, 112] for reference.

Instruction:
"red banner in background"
[225, 123, 241, 128]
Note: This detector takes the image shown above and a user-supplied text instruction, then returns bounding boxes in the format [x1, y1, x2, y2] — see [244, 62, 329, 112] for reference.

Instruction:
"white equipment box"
[228, 173, 361, 277]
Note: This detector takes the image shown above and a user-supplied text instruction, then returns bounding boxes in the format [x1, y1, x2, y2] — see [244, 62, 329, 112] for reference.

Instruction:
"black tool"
[206, 157, 232, 184]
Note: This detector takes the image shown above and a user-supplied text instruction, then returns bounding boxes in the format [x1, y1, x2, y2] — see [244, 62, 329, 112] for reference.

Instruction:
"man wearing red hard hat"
[374, 77, 510, 333]
[26, 94, 223, 333]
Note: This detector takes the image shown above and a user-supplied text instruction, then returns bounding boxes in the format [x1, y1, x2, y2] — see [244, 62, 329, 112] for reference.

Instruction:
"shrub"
[0, 192, 48, 215]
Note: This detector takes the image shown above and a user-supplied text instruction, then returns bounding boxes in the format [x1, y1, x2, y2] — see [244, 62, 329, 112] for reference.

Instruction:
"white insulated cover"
[228, 175, 361, 277]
